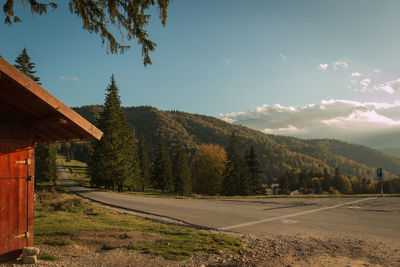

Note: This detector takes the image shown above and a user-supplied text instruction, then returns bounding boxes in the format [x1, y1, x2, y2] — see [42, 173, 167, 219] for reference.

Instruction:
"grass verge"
[34, 185, 243, 260]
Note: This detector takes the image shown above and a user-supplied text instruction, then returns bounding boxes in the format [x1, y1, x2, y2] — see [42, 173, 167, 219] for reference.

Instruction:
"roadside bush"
[35, 189, 86, 213]
[52, 198, 85, 213]
[329, 187, 340, 195]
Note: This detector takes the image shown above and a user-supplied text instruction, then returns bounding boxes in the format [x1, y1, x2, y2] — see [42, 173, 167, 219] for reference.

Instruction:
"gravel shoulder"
[2, 197, 399, 267]
[2, 232, 399, 266]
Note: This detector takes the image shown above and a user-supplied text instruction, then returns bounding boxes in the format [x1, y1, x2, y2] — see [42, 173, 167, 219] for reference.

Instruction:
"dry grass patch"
[71, 230, 161, 250]
[34, 186, 243, 261]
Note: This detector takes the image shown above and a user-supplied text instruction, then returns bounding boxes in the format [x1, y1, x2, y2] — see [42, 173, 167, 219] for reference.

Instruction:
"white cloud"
[59, 75, 80, 82]
[360, 78, 371, 88]
[351, 72, 362, 77]
[373, 69, 383, 73]
[318, 63, 328, 70]
[220, 99, 400, 143]
[322, 110, 400, 127]
[263, 125, 308, 135]
[358, 78, 400, 94]
[333, 60, 349, 70]
[225, 59, 231, 64]
[280, 53, 287, 60]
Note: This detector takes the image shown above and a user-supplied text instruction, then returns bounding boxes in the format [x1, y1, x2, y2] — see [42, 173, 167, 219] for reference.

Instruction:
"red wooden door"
[0, 140, 34, 262]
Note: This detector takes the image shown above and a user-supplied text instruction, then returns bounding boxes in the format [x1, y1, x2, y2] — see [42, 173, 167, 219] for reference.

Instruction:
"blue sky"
[1, 0, 400, 147]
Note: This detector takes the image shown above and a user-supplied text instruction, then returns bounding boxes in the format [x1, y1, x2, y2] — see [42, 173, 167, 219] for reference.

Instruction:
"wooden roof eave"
[0, 57, 103, 141]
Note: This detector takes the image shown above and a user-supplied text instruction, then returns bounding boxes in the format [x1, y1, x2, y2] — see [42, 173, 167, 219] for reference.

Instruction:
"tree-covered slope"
[380, 148, 400, 160]
[73, 105, 400, 181]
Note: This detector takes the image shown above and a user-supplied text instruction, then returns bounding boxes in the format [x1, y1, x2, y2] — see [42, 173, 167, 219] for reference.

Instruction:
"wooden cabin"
[0, 57, 102, 262]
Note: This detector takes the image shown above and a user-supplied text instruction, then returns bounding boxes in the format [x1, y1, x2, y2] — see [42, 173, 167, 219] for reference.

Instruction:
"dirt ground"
[2, 231, 399, 267]
[2, 198, 399, 267]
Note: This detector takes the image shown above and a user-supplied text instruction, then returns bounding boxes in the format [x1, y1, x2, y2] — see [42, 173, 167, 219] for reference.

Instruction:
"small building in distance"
[0, 57, 102, 262]
[266, 183, 280, 195]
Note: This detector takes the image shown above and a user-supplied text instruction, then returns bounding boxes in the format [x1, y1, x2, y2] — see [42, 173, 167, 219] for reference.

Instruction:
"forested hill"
[380, 148, 400, 160]
[73, 105, 400, 181]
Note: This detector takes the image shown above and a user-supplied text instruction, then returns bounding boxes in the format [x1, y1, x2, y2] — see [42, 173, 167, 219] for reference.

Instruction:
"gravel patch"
[2, 233, 399, 266]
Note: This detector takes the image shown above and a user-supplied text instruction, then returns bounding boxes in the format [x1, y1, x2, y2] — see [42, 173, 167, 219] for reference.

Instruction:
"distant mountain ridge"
[380, 148, 400, 160]
[73, 105, 400, 181]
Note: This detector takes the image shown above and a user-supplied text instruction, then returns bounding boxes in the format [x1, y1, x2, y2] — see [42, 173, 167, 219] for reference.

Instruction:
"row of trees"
[279, 167, 400, 194]
[59, 142, 90, 163]
[86, 76, 192, 195]
[87, 75, 264, 196]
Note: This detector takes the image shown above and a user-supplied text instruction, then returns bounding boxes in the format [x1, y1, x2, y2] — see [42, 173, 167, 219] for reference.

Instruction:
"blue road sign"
[377, 168, 383, 180]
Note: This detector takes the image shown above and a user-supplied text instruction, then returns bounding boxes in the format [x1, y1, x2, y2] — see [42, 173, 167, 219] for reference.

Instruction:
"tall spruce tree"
[14, 48, 41, 84]
[14, 48, 57, 183]
[35, 144, 57, 184]
[172, 143, 192, 196]
[245, 145, 263, 195]
[137, 134, 151, 192]
[222, 132, 249, 196]
[152, 137, 174, 192]
[280, 173, 289, 194]
[88, 75, 137, 192]
[334, 167, 340, 190]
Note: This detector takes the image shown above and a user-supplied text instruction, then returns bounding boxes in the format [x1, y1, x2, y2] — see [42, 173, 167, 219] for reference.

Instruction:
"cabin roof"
[0, 57, 102, 142]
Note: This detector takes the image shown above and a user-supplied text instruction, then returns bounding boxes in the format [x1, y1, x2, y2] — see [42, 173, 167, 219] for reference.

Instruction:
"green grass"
[34, 189, 243, 260]
[124, 232, 242, 260]
[37, 252, 58, 261]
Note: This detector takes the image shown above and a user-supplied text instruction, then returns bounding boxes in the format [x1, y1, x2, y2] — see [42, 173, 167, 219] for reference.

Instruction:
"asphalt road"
[58, 168, 400, 246]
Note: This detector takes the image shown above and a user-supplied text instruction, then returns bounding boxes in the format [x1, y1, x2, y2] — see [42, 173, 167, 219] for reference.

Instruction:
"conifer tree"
[312, 178, 323, 194]
[14, 48, 41, 84]
[35, 144, 57, 184]
[137, 134, 151, 192]
[172, 143, 192, 196]
[88, 75, 138, 192]
[153, 137, 174, 192]
[14, 48, 57, 184]
[245, 145, 263, 195]
[222, 132, 249, 196]
[124, 134, 141, 191]
[280, 173, 289, 194]
[334, 167, 340, 189]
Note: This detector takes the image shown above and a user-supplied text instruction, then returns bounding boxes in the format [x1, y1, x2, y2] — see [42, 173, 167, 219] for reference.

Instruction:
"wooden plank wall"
[0, 122, 34, 262]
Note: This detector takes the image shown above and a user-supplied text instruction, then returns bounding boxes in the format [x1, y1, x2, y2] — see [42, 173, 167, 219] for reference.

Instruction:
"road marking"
[219, 197, 375, 231]
[282, 219, 298, 224]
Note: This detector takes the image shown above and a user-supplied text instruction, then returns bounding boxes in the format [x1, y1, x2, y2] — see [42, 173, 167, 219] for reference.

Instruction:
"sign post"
[377, 168, 383, 195]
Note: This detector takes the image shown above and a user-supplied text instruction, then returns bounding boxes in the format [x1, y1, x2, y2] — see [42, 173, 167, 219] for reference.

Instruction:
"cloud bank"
[220, 99, 400, 148]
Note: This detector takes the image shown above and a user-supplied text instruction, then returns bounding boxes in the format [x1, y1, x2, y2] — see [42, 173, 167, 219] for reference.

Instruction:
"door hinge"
[15, 159, 31, 165]
[14, 232, 30, 239]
